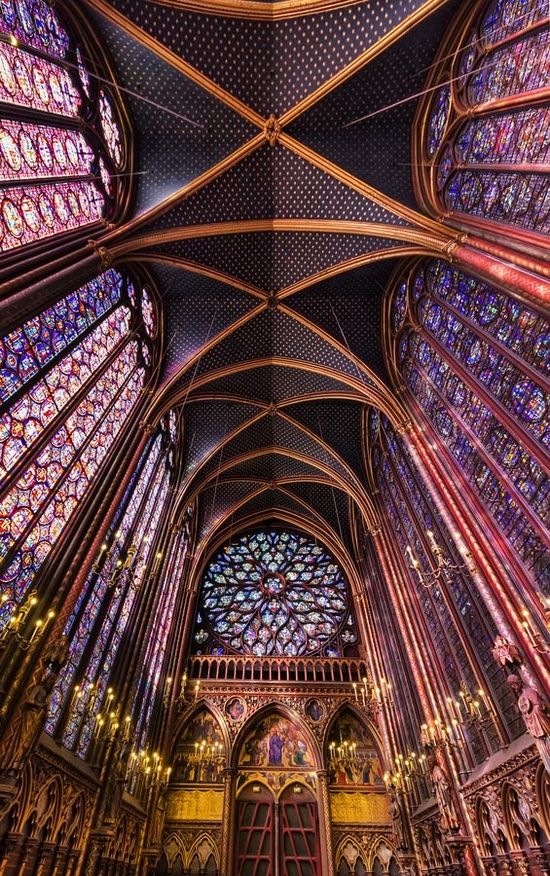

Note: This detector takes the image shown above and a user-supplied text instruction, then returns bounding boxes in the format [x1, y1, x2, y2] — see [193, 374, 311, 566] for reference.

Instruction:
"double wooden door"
[235, 783, 322, 876]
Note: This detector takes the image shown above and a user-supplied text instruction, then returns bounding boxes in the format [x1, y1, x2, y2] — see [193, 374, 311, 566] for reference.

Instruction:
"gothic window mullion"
[406, 340, 549, 548]
[62, 456, 169, 753]
[0, 327, 137, 499]
[382, 439, 480, 699]
[378, 465, 464, 702]
[0, 347, 142, 601]
[47, 436, 164, 739]
[382, 426, 517, 743]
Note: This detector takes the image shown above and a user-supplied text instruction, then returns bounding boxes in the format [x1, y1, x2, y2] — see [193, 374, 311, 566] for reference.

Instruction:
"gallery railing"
[187, 655, 369, 684]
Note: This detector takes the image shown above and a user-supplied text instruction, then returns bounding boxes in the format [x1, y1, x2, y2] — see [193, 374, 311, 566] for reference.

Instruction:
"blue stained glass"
[394, 253, 550, 595]
[193, 530, 357, 657]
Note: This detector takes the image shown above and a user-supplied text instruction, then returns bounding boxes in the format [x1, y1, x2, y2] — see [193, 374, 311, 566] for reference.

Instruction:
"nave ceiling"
[85, 0, 464, 564]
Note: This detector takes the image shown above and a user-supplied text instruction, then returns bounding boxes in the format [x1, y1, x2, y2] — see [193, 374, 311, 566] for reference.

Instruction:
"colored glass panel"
[141, 287, 156, 338]
[193, 530, 356, 658]
[99, 90, 123, 166]
[427, 85, 451, 157]
[479, 0, 549, 44]
[467, 30, 549, 106]
[0, 181, 105, 251]
[0, 0, 70, 59]
[0, 307, 130, 482]
[0, 120, 94, 182]
[70, 461, 171, 756]
[0, 43, 80, 114]
[374, 421, 523, 745]
[134, 531, 188, 745]
[0, 269, 123, 405]
[45, 436, 164, 734]
[0, 343, 143, 609]
[443, 170, 549, 234]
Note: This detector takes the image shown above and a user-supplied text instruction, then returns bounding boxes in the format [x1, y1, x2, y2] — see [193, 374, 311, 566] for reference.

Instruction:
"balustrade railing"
[187, 655, 368, 684]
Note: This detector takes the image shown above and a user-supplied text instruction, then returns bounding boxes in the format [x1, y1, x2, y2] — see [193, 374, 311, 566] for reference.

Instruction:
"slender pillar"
[317, 771, 335, 876]
[220, 767, 237, 876]
[453, 242, 550, 308]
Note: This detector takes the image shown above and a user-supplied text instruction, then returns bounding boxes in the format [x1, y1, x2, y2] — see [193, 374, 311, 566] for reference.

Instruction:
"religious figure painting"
[327, 711, 384, 787]
[173, 709, 225, 784]
[239, 714, 312, 769]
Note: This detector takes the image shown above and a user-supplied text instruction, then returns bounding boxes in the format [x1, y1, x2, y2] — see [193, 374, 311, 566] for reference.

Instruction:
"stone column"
[317, 771, 335, 876]
[220, 768, 237, 876]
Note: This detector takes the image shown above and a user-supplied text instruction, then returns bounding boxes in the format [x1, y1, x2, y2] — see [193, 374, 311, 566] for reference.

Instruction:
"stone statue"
[0, 636, 69, 775]
[507, 673, 550, 775]
[389, 790, 407, 850]
[149, 787, 167, 847]
[491, 635, 522, 670]
[102, 737, 130, 824]
[431, 761, 460, 833]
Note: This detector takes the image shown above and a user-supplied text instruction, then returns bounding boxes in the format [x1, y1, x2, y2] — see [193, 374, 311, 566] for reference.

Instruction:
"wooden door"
[235, 785, 274, 876]
[279, 785, 322, 876]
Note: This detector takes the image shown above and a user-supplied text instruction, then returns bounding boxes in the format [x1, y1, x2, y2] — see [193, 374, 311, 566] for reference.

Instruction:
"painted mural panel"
[328, 712, 384, 787]
[173, 709, 226, 784]
[239, 714, 313, 770]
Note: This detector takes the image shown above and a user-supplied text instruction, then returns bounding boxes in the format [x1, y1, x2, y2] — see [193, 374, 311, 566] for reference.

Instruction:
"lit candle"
[352, 682, 358, 702]
[427, 530, 438, 552]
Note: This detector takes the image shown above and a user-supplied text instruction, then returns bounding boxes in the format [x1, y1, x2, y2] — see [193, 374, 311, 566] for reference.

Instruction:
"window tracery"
[369, 410, 523, 752]
[389, 259, 550, 593]
[0, 269, 155, 628]
[418, 0, 549, 237]
[192, 530, 358, 658]
[45, 407, 182, 757]
[0, 0, 127, 252]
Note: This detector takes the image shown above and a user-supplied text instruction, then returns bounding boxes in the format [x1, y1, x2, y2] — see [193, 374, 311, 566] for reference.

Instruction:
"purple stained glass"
[0, 344, 143, 610]
[193, 530, 356, 658]
[0, 44, 80, 114]
[99, 90, 123, 166]
[427, 85, 451, 158]
[0, 181, 105, 251]
[0, 269, 123, 404]
[0, 0, 70, 58]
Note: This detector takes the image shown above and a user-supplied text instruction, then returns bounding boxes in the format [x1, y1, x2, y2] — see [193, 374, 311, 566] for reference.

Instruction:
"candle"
[427, 530, 438, 551]
[352, 682, 358, 702]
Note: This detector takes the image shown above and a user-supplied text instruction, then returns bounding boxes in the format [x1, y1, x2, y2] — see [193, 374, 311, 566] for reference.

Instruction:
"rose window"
[192, 530, 358, 658]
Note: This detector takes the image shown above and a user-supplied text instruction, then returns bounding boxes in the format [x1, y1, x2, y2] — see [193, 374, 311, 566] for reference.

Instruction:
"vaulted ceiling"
[89, 0, 463, 566]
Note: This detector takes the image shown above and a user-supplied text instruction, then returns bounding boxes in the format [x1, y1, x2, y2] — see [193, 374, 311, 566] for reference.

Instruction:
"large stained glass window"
[369, 411, 523, 754]
[46, 408, 181, 758]
[0, 0, 127, 252]
[417, 0, 549, 237]
[192, 530, 358, 658]
[0, 269, 156, 628]
[388, 259, 549, 593]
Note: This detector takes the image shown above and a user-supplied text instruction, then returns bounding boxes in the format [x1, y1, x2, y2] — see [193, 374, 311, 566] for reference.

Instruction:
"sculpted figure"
[0, 636, 68, 774]
[431, 762, 460, 833]
[389, 790, 407, 850]
[508, 673, 550, 775]
[491, 636, 522, 669]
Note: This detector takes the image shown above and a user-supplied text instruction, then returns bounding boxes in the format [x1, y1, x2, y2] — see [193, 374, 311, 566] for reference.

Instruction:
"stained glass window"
[370, 412, 523, 751]
[192, 530, 358, 658]
[133, 525, 189, 748]
[419, 0, 550, 236]
[0, 0, 126, 251]
[0, 269, 153, 628]
[53, 437, 172, 757]
[389, 259, 550, 593]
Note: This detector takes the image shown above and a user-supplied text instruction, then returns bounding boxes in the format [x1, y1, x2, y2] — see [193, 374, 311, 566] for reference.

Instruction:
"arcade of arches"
[0, 0, 548, 874]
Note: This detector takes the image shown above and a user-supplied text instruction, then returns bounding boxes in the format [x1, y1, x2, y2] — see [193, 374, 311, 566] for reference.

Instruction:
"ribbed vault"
[86, 0, 463, 563]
